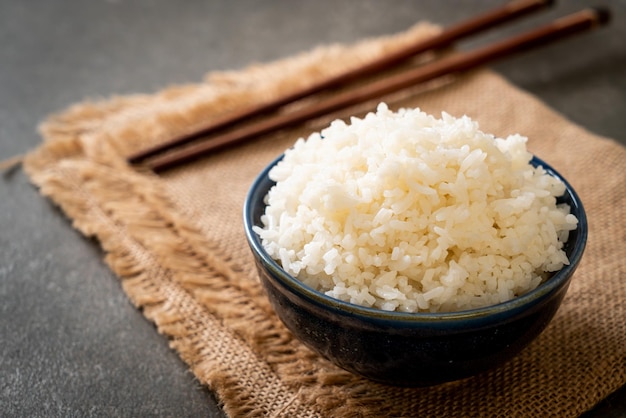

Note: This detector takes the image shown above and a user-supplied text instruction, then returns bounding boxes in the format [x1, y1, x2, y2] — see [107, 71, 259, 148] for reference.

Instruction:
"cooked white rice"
[254, 103, 578, 313]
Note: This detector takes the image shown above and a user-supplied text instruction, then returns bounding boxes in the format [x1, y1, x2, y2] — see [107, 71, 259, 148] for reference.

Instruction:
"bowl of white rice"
[243, 104, 587, 386]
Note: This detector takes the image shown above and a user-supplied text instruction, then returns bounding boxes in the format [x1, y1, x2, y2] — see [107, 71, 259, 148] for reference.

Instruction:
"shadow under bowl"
[243, 155, 587, 387]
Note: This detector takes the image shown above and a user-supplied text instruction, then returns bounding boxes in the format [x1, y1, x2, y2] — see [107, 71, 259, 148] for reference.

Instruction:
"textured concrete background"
[1, 1, 624, 416]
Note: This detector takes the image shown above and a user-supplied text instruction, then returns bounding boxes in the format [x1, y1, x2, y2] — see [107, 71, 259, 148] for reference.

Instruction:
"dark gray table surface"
[1, 1, 625, 416]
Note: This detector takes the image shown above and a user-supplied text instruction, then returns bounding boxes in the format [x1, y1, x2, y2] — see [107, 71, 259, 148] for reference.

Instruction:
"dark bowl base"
[256, 259, 570, 387]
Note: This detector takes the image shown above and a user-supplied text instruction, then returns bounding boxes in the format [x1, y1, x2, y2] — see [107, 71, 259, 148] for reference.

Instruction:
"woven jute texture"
[24, 24, 626, 417]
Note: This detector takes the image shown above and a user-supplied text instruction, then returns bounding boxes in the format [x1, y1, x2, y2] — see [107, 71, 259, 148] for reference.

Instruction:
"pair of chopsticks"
[128, 1, 610, 173]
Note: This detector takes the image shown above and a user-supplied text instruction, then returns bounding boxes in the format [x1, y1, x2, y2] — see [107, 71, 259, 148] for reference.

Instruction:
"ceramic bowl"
[243, 155, 587, 387]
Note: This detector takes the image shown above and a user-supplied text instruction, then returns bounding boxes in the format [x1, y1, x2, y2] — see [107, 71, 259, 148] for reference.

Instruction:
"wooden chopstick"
[143, 7, 609, 173]
[127, 0, 555, 165]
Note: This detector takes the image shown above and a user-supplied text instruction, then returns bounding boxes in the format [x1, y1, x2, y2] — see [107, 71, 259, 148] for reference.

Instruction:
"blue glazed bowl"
[243, 155, 587, 387]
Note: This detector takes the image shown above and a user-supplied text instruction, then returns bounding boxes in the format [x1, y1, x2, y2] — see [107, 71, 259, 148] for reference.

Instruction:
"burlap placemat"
[23, 24, 625, 417]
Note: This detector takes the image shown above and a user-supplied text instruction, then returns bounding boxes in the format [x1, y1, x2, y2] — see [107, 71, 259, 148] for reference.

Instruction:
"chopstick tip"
[591, 7, 612, 26]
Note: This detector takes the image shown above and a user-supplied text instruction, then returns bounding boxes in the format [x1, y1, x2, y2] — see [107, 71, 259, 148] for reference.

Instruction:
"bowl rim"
[243, 153, 588, 322]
